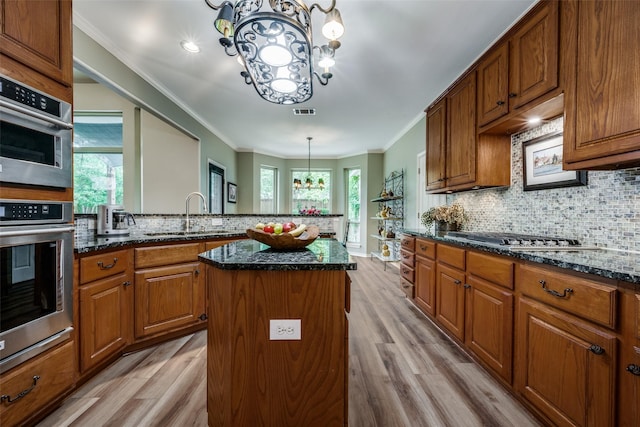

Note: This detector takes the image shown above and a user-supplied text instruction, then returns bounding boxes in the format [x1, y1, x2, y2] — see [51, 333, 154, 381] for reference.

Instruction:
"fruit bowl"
[245, 225, 320, 250]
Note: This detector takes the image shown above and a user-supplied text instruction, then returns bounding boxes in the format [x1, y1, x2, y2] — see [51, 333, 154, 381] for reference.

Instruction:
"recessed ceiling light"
[181, 40, 200, 53]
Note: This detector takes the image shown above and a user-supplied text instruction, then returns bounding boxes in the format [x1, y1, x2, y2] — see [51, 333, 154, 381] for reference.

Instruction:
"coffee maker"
[97, 204, 135, 236]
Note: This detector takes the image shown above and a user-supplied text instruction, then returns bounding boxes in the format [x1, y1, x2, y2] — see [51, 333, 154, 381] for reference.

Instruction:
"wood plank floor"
[38, 256, 541, 427]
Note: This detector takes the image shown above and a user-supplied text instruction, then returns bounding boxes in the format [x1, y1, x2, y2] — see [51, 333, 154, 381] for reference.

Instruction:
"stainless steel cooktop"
[443, 231, 600, 251]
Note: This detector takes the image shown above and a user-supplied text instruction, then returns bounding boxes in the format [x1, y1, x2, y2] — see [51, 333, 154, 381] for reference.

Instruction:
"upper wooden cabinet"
[425, 98, 447, 191]
[446, 72, 477, 188]
[563, 0, 640, 170]
[477, 1, 559, 127]
[0, 0, 73, 87]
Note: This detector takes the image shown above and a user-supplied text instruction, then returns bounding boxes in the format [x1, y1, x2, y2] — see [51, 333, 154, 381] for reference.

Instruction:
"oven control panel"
[0, 200, 73, 225]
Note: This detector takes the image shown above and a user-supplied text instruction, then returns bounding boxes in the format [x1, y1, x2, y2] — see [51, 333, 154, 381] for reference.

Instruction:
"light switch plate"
[269, 319, 301, 340]
[211, 218, 223, 226]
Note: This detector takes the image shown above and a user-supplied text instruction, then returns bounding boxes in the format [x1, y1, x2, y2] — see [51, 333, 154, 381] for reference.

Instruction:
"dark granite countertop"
[75, 229, 336, 254]
[199, 238, 357, 271]
[402, 229, 640, 286]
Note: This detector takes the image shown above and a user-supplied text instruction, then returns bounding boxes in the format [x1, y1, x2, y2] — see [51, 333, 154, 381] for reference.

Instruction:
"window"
[73, 113, 123, 213]
[260, 166, 278, 214]
[292, 170, 331, 214]
[346, 168, 361, 244]
[209, 163, 225, 214]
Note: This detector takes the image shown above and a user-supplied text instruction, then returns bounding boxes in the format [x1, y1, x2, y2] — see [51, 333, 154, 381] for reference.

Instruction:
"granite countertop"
[402, 229, 640, 286]
[199, 238, 357, 271]
[75, 229, 336, 254]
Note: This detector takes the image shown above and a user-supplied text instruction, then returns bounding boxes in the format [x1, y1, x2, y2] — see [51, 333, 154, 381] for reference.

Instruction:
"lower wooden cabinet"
[134, 262, 205, 338]
[0, 341, 75, 427]
[78, 272, 132, 372]
[414, 255, 436, 316]
[515, 297, 616, 427]
[435, 262, 466, 341]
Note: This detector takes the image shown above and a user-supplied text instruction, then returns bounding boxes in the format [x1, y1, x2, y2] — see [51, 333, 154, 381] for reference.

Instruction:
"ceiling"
[72, 0, 537, 159]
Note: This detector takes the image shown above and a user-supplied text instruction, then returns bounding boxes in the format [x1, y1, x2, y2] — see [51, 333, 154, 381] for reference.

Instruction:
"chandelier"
[294, 137, 324, 190]
[204, 0, 344, 105]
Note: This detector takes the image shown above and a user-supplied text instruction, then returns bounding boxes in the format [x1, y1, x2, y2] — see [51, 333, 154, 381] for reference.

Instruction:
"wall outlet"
[211, 218, 223, 226]
[269, 319, 301, 340]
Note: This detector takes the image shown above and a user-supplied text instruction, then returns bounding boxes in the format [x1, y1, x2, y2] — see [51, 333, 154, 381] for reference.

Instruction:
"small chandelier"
[294, 136, 322, 190]
[204, 0, 345, 105]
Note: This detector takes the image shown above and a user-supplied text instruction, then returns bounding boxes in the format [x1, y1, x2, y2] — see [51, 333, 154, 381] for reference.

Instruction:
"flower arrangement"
[421, 203, 467, 230]
[299, 207, 322, 216]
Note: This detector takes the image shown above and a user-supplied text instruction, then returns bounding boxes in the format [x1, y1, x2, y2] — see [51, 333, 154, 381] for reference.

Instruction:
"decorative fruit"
[263, 225, 274, 234]
[289, 224, 307, 237]
[255, 222, 265, 230]
[273, 223, 283, 234]
[282, 222, 296, 233]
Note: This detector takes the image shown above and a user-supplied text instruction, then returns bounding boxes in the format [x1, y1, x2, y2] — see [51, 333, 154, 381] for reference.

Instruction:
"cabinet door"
[465, 275, 513, 383]
[508, 0, 559, 110]
[435, 263, 466, 341]
[79, 273, 131, 372]
[477, 43, 509, 126]
[134, 262, 205, 338]
[414, 256, 436, 317]
[516, 297, 616, 427]
[0, 0, 72, 86]
[425, 98, 447, 190]
[563, 0, 640, 168]
[446, 72, 477, 188]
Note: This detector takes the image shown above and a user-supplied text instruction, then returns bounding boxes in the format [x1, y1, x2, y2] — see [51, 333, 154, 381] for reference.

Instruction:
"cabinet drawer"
[80, 249, 130, 284]
[400, 249, 415, 268]
[400, 264, 414, 284]
[0, 341, 75, 427]
[400, 278, 414, 299]
[437, 244, 465, 270]
[415, 239, 436, 259]
[135, 243, 203, 269]
[467, 251, 514, 289]
[400, 235, 415, 251]
[517, 264, 617, 328]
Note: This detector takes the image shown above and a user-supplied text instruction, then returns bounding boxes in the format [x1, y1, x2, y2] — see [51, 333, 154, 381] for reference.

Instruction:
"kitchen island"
[199, 238, 356, 427]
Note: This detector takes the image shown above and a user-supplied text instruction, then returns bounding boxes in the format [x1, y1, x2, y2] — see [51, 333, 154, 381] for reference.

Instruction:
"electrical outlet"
[269, 319, 301, 340]
[211, 218, 223, 226]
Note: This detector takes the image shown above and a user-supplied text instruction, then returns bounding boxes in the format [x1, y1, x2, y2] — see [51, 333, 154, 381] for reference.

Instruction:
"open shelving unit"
[370, 170, 404, 270]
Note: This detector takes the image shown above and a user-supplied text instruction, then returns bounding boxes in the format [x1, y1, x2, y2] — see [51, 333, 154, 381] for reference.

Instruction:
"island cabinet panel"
[563, 0, 640, 169]
[207, 268, 348, 427]
[515, 297, 616, 427]
[133, 262, 205, 339]
[0, 341, 75, 427]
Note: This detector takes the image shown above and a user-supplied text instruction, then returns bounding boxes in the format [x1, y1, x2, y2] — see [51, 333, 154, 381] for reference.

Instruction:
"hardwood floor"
[38, 256, 541, 427]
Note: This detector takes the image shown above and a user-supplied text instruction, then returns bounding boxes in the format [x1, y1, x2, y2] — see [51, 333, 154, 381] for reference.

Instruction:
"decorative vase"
[435, 221, 458, 233]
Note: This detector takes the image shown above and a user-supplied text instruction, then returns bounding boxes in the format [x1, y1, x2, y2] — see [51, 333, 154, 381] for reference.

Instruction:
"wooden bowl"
[245, 225, 320, 250]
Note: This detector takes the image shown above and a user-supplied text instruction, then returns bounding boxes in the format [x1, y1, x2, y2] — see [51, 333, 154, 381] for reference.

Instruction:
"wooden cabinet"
[77, 249, 133, 373]
[446, 72, 477, 188]
[414, 239, 437, 316]
[0, 341, 75, 427]
[0, 0, 73, 86]
[425, 98, 447, 191]
[435, 245, 466, 340]
[477, 1, 559, 127]
[133, 243, 206, 339]
[563, 0, 640, 169]
[399, 234, 416, 298]
[515, 297, 616, 427]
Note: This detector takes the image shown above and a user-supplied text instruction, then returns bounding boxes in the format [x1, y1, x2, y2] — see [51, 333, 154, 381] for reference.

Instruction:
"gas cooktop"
[444, 231, 599, 251]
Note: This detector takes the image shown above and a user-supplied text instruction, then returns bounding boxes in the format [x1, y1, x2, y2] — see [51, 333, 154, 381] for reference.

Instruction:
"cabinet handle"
[454, 279, 462, 285]
[198, 313, 208, 321]
[508, 92, 517, 98]
[419, 245, 427, 251]
[588, 344, 605, 355]
[0, 375, 40, 404]
[538, 280, 573, 298]
[123, 281, 132, 287]
[496, 100, 505, 106]
[194, 269, 200, 276]
[97, 257, 118, 270]
[627, 364, 640, 376]
[463, 284, 471, 289]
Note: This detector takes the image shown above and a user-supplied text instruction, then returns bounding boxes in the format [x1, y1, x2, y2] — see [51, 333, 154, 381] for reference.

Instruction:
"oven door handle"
[0, 225, 75, 237]
[0, 99, 73, 130]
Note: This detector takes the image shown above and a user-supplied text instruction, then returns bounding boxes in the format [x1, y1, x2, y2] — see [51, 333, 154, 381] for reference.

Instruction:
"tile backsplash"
[450, 117, 640, 252]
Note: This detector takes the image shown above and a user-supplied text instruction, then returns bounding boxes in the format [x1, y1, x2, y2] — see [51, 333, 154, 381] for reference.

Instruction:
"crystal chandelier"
[204, 0, 344, 104]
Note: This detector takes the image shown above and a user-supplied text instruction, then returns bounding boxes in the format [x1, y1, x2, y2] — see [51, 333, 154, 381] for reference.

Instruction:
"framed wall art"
[522, 132, 587, 191]
[227, 182, 237, 203]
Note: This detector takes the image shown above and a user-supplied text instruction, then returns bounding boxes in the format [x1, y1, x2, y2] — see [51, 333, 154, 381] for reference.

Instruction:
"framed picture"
[227, 182, 237, 203]
[522, 132, 587, 191]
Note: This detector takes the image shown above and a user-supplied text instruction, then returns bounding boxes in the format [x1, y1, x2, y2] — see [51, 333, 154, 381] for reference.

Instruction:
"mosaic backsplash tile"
[450, 117, 640, 252]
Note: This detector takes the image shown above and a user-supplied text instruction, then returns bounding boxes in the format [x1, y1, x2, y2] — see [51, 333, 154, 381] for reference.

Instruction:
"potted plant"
[421, 203, 467, 232]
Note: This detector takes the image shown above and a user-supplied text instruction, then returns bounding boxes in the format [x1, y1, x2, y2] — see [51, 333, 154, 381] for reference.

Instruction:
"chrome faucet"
[185, 192, 208, 232]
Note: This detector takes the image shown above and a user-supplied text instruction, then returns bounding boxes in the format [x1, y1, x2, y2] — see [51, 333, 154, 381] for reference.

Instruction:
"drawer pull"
[454, 279, 462, 285]
[539, 280, 573, 298]
[123, 281, 132, 287]
[588, 344, 605, 355]
[195, 269, 200, 276]
[419, 245, 427, 251]
[1, 375, 40, 404]
[463, 284, 471, 289]
[626, 364, 640, 376]
[97, 258, 118, 270]
[198, 313, 208, 321]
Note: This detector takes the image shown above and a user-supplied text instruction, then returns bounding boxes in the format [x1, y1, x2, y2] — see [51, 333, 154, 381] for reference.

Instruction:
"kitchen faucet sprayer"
[185, 192, 208, 232]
